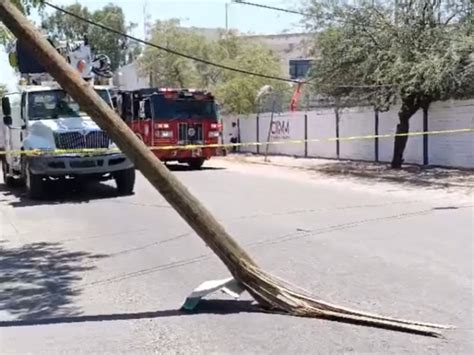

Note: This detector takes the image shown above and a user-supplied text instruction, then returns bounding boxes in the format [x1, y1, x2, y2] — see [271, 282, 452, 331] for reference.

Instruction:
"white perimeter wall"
[223, 99, 473, 168]
[307, 108, 337, 159]
[428, 100, 474, 168]
[339, 106, 375, 161]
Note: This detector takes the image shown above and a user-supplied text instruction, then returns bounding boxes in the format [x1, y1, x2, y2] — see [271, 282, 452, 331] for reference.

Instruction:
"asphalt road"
[0, 158, 472, 354]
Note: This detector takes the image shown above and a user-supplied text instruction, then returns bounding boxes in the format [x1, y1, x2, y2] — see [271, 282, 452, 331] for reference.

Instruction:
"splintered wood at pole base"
[0, 0, 454, 338]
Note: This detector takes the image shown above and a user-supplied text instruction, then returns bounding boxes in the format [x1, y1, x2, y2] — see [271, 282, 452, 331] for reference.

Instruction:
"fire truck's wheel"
[25, 164, 45, 199]
[115, 168, 135, 195]
[2, 160, 16, 187]
[187, 158, 205, 170]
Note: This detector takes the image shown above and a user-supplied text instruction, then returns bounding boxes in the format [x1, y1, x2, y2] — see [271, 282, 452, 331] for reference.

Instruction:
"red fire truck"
[118, 88, 224, 169]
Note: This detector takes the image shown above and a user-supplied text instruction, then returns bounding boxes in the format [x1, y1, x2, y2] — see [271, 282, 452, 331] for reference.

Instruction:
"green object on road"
[181, 297, 201, 311]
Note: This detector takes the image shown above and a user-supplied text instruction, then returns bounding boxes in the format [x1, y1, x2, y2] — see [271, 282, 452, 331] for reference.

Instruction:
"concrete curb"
[223, 155, 474, 190]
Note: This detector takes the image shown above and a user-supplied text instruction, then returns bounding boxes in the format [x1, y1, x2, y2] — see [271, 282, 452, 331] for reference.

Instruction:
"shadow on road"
[313, 160, 473, 190]
[0, 242, 108, 321]
[0, 180, 126, 208]
[0, 296, 445, 337]
[0, 300, 258, 327]
[165, 163, 226, 172]
[0, 163, 225, 208]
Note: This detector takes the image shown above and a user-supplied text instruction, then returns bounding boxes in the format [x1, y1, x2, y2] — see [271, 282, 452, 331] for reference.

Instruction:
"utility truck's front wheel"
[114, 168, 135, 196]
[24, 162, 45, 199]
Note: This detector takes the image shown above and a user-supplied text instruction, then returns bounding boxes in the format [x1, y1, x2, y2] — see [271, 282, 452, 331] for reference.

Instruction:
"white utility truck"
[1, 36, 135, 199]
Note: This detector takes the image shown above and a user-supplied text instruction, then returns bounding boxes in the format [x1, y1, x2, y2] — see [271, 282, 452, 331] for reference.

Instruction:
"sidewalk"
[225, 154, 474, 192]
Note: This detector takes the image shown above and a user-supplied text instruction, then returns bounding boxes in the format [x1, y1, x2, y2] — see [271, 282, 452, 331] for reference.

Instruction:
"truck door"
[4, 93, 24, 171]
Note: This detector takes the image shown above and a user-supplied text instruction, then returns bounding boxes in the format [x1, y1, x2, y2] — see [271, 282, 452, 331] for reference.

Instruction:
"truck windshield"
[151, 96, 217, 120]
[27, 89, 111, 120]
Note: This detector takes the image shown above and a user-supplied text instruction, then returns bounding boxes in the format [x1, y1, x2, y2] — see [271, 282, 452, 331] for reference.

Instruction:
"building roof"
[182, 27, 313, 60]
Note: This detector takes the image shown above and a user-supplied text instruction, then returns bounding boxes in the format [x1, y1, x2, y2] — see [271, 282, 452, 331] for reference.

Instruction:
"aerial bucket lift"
[8, 34, 113, 84]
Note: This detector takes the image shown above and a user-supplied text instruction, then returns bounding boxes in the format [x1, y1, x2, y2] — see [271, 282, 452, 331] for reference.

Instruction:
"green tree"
[0, 27, 8, 45]
[304, 0, 474, 168]
[41, 3, 138, 71]
[139, 21, 291, 114]
[89, 4, 138, 69]
[214, 36, 291, 114]
[40, 4, 90, 41]
[138, 19, 210, 88]
[1, 0, 43, 44]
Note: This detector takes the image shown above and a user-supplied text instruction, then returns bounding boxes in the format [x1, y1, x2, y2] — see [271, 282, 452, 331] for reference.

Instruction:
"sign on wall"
[271, 119, 290, 139]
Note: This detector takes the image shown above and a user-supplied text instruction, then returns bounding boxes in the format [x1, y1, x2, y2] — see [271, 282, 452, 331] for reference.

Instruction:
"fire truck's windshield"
[151, 96, 217, 120]
[27, 89, 111, 120]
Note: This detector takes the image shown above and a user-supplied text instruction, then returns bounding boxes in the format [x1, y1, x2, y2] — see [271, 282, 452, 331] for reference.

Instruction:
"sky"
[1, 0, 304, 88]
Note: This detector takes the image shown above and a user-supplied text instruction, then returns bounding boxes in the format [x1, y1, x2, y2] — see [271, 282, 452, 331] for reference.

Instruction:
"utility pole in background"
[143, 0, 151, 40]
[394, 0, 399, 23]
[225, 2, 230, 32]
[143, 0, 152, 86]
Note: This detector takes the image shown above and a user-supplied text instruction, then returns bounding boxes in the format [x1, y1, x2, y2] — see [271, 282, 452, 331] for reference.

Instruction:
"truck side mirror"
[2, 97, 12, 125]
[2, 97, 11, 116]
[3, 115, 12, 126]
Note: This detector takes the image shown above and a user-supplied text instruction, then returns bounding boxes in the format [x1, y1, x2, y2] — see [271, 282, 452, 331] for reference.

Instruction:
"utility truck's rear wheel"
[114, 168, 135, 195]
[2, 160, 16, 187]
[188, 158, 205, 170]
[24, 163, 45, 199]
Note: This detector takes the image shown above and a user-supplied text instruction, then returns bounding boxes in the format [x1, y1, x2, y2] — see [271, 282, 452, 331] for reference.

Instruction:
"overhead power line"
[43, 1, 300, 84]
[42, 2, 415, 90]
[231, 0, 306, 16]
[232, 0, 466, 43]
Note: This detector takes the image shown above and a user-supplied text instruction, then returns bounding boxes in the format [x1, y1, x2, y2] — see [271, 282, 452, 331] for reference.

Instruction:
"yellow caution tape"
[0, 127, 472, 156]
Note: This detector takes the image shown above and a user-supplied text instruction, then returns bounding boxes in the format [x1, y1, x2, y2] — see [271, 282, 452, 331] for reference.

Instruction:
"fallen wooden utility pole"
[0, 0, 452, 337]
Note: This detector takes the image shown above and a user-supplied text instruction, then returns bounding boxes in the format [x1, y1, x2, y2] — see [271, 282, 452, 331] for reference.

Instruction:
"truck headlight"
[155, 130, 173, 138]
[208, 131, 220, 138]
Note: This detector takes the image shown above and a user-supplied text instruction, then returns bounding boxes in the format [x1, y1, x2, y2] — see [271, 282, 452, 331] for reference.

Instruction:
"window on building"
[289, 59, 313, 80]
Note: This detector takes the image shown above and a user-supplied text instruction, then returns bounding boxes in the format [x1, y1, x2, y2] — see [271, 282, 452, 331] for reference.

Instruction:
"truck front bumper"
[154, 147, 226, 161]
[27, 153, 134, 176]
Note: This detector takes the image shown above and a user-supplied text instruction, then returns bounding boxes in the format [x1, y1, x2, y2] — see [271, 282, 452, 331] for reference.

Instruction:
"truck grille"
[54, 131, 111, 150]
[178, 123, 203, 144]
